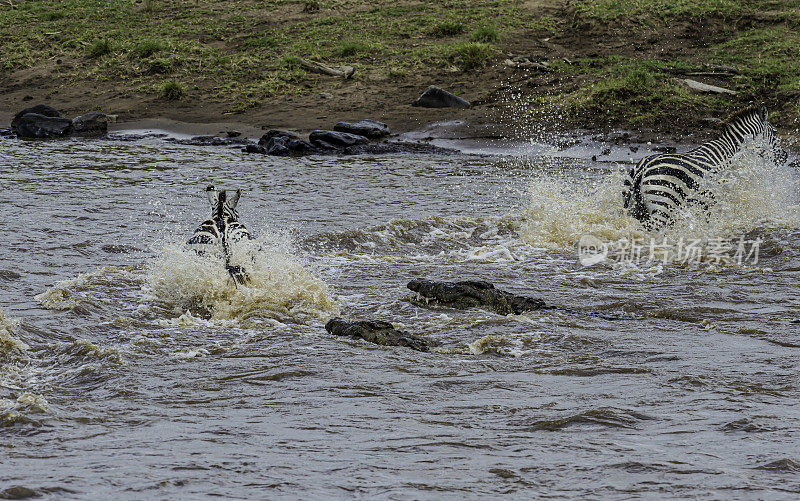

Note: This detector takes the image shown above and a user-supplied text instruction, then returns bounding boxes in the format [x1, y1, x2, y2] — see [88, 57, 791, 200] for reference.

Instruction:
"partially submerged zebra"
[623, 106, 787, 231]
[188, 185, 252, 284]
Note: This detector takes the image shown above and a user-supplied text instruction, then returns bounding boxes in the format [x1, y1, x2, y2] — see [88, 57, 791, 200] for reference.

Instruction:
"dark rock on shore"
[244, 144, 267, 154]
[165, 135, 253, 147]
[258, 129, 299, 145]
[11, 104, 61, 130]
[412, 86, 471, 109]
[341, 141, 460, 156]
[407, 279, 546, 315]
[334, 119, 390, 139]
[72, 111, 109, 136]
[101, 132, 169, 141]
[259, 135, 316, 156]
[14, 113, 74, 138]
[325, 318, 431, 352]
[309, 129, 370, 148]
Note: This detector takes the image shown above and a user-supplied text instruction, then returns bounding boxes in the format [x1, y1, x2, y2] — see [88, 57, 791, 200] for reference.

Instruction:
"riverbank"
[2, 0, 800, 142]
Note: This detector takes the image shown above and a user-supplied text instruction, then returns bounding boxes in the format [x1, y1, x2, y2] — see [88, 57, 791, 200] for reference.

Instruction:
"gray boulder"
[243, 144, 267, 154]
[325, 318, 431, 352]
[407, 278, 545, 315]
[72, 111, 109, 136]
[11, 104, 61, 129]
[342, 141, 459, 155]
[411, 86, 470, 108]
[14, 113, 73, 138]
[309, 130, 369, 148]
[260, 135, 317, 156]
[258, 129, 299, 146]
[166, 135, 252, 146]
[333, 119, 390, 139]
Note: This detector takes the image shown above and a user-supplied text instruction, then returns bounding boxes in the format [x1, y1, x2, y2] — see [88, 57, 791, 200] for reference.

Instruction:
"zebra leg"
[226, 265, 249, 285]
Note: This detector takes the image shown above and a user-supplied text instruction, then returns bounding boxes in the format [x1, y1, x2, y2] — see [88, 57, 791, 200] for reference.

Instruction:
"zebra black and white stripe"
[188, 185, 252, 284]
[622, 106, 786, 231]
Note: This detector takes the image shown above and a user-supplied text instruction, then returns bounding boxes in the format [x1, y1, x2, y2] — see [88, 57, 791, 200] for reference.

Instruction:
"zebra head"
[205, 184, 241, 223]
[724, 106, 786, 164]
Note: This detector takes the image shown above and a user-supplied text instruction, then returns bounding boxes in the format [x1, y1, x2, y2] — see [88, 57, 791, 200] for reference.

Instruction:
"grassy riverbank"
[1, 0, 799, 136]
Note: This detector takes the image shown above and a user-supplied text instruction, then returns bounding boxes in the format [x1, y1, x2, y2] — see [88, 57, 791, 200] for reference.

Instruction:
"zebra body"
[188, 185, 252, 284]
[623, 106, 786, 231]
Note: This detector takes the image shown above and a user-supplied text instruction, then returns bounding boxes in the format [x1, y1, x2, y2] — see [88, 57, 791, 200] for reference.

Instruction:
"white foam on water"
[144, 234, 340, 325]
[518, 136, 800, 268]
[0, 309, 48, 427]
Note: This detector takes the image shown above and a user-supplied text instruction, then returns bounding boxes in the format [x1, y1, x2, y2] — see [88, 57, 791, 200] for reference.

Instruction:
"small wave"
[144, 235, 339, 324]
[754, 458, 800, 472]
[721, 417, 777, 433]
[48, 339, 126, 366]
[35, 266, 143, 314]
[0, 392, 48, 427]
[468, 334, 521, 356]
[0, 309, 28, 356]
[520, 407, 651, 431]
[0, 310, 48, 429]
[304, 215, 521, 259]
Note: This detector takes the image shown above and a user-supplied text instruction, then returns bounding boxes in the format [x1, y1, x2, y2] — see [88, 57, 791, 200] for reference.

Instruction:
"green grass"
[0, 0, 535, 105]
[470, 25, 499, 43]
[431, 21, 464, 37]
[40, 11, 65, 21]
[160, 79, 185, 100]
[4, 0, 800, 127]
[334, 41, 376, 58]
[86, 39, 112, 59]
[450, 42, 495, 71]
[132, 39, 166, 58]
[573, 0, 800, 23]
[540, 57, 728, 126]
[712, 27, 800, 95]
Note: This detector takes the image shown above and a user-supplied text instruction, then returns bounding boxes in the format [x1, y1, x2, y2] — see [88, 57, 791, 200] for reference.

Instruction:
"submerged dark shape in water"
[325, 318, 431, 352]
[407, 279, 546, 315]
[187, 185, 252, 285]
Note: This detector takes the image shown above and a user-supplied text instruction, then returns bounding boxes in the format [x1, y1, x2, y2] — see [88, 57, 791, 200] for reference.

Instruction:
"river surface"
[1, 129, 799, 499]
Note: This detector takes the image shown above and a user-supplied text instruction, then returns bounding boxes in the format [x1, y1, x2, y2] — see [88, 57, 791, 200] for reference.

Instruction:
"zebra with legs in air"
[622, 106, 787, 231]
[188, 185, 253, 284]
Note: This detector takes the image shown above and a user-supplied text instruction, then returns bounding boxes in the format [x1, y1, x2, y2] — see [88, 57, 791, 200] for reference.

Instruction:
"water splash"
[144, 234, 339, 324]
[0, 309, 27, 355]
[518, 137, 800, 266]
[0, 310, 48, 427]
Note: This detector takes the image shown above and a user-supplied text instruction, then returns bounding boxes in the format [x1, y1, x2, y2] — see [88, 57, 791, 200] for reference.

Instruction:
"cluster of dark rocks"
[243, 119, 457, 157]
[5, 88, 471, 155]
[327, 279, 548, 352]
[6, 104, 110, 139]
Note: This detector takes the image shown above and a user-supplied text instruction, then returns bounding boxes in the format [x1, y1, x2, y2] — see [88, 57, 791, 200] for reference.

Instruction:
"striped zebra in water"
[622, 106, 787, 231]
[188, 185, 252, 284]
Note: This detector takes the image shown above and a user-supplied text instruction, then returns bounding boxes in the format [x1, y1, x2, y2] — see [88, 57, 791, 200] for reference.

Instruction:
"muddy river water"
[1, 129, 799, 499]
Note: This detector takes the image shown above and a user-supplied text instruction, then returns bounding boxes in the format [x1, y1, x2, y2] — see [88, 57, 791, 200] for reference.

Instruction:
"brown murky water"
[1, 131, 799, 499]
